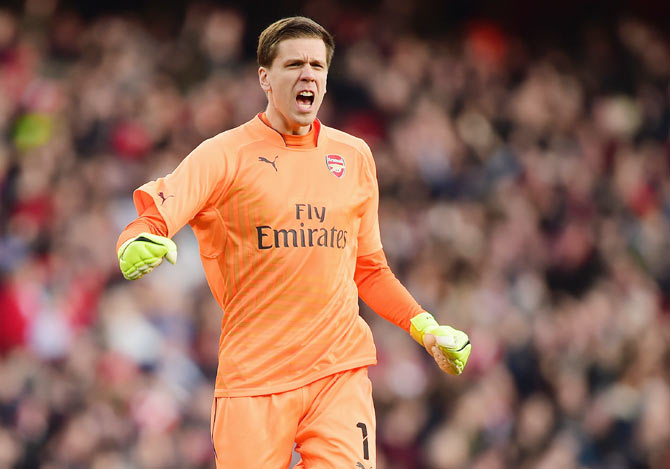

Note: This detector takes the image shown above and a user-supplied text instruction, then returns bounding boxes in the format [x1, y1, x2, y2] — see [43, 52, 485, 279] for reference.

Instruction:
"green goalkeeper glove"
[410, 312, 471, 375]
[117, 233, 177, 280]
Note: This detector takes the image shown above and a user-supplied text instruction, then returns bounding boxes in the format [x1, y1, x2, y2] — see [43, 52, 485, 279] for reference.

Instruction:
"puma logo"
[158, 192, 174, 205]
[258, 155, 279, 172]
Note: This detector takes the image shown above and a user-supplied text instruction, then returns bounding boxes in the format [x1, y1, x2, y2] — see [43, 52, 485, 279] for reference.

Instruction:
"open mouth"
[296, 91, 315, 111]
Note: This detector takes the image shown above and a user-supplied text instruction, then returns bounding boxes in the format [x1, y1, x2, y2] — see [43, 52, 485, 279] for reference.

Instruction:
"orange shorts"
[210, 367, 376, 468]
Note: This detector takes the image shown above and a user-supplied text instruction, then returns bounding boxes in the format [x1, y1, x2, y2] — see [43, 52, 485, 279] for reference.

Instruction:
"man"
[116, 16, 471, 468]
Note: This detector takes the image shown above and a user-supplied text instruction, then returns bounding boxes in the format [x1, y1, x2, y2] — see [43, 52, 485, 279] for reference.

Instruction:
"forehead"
[273, 37, 327, 63]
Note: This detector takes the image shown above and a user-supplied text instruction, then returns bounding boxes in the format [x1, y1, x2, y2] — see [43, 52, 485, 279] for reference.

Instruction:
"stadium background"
[0, 0, 668, 467]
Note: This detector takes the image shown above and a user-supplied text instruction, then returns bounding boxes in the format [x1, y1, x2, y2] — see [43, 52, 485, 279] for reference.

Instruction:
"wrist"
[409, 311, 439, 345]
[117, 236, 137, 259]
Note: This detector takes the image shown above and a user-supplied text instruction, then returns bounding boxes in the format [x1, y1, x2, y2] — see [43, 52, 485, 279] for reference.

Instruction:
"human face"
[259, 37, 328, 135]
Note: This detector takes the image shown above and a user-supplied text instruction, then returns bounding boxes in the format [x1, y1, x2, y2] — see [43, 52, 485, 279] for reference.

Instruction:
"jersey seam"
[193, 207, 228, 259]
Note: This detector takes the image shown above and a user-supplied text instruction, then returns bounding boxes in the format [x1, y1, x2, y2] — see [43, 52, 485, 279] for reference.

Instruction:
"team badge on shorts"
[325, 154, 346, 178]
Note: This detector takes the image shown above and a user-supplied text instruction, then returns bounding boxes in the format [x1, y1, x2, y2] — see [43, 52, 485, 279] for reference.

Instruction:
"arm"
[355, 141, 470, 375]
[355, 249, 472, 375]
[354, 249, 423, 332]
[117, 137, 228, 280]
[116, 198, 168, 251]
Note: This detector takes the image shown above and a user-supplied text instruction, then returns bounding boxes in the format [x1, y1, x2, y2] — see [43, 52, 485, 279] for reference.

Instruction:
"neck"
[258, 112, 319, 149]
[264, 105, 312, 135]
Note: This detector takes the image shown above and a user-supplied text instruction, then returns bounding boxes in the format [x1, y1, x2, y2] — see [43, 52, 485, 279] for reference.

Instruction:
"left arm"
[356, 141, 471, 375]
[354, 249, 472, 375]
[354, 249, 422, 332]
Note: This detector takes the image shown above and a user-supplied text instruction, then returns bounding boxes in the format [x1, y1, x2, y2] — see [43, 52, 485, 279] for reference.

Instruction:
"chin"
[293, 113, 316, 126]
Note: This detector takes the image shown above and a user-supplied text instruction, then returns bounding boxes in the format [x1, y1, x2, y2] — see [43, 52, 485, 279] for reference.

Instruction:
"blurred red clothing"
[0, 283, 26, 353]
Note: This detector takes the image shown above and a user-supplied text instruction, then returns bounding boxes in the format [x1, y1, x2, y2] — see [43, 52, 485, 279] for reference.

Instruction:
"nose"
[300, 64, 316, 81]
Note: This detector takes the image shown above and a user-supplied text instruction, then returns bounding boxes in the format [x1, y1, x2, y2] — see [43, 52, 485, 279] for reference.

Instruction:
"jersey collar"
[251, 113, 323, 149]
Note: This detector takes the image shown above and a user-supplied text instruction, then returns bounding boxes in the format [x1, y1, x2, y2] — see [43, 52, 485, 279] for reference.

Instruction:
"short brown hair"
[257, 16, 335, 68]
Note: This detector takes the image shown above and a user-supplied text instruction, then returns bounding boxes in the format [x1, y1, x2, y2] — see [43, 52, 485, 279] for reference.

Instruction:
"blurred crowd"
[1, 1, 669, 468]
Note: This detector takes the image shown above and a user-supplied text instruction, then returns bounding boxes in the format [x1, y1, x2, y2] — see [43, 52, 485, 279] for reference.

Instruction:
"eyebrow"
[283, 58, 326, 67]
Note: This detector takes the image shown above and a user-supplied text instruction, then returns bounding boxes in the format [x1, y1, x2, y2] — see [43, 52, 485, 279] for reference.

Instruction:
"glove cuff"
[409, 311, 439, 346]
[117, 232, 178, 264]
[117, 236, 137, 260]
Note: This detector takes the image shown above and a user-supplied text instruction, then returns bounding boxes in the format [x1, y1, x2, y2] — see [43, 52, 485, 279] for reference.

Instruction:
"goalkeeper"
[117, 16, 470, 468]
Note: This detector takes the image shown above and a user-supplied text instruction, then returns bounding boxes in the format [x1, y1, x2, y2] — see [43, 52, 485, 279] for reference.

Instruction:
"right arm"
[116, 200, 168, 252]
[117, 137, 229, 279]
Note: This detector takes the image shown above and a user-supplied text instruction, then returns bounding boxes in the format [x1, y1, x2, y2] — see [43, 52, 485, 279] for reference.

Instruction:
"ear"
[258, 67, 271, 93]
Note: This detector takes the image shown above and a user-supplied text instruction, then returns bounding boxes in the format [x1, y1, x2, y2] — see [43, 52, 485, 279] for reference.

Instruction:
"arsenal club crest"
[325, 154, 345, 178]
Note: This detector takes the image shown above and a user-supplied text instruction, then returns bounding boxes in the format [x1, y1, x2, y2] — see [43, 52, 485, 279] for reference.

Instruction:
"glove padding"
[118, 233, 177, 280]
[410, 312, 471, 375]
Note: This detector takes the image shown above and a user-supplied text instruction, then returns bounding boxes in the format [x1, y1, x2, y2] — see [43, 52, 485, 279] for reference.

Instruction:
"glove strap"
[409, 311, 439, 346]
[118, 233, 171, 259]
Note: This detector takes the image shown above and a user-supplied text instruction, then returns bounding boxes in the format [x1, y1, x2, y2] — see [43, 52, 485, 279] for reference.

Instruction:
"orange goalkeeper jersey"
[131, 115, 390, 397]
